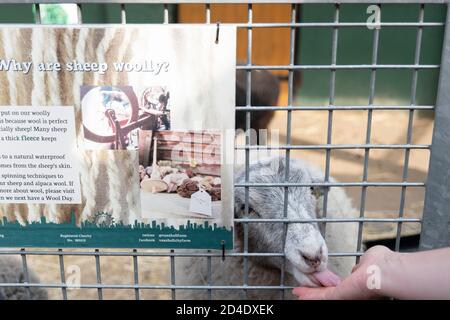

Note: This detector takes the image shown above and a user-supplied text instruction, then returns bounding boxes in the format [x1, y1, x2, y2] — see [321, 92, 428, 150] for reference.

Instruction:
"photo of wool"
[138, 130, 222, 220]
[0, 26, 235, 234]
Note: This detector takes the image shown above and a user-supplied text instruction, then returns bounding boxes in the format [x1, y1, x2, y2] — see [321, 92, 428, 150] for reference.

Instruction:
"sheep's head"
[235, 156, 338, 287]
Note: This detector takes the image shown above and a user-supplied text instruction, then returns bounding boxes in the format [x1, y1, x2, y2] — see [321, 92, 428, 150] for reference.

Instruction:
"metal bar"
[321, 3, 339, 236]
[76, 3, 82, 24]
[396, 4, 424, 252]
[233, 22, 445, 28]
[207, 250, 212, 300]
[420, 4, 450, 250]
[0, 22, 445, 28]
[0, 249, 411, 257]
[47, 0, 68, 286]
[20, 248, 31, 299]
[206, 3, 211, 24]
[94, 249, 103, 300]
[0, 283, 300, 290]
[164, 4, 169, 24]
[34, 3, 41, 23]
[121, 3, 127, 24]
[236, 105, 435, 110]
[235, 182, 425, 187]
[2, 0, 447, 4]
[0, 22, 443, 29]
[132, 249, 140, 300]
[235, 217, 421, 223]
[58, 249, 68, 300]
[232, 22, 446, 28]
[280, 3, 297, 300]
[356, 4, 380, 263]
[206, 1, 213, 292]
[206, 3, 213, 299]
[243, 3, 253, 299]
[170, 249, 176, 300]
[235, 144, 430, 150]
[237, 64, 439, 70]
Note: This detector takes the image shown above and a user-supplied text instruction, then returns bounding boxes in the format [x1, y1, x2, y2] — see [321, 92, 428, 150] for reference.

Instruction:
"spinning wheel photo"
[81, 85, 171, 150]
[141, 86, 171, 131]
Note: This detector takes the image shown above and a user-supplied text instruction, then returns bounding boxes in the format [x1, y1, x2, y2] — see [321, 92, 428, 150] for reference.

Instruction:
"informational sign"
[0, 25, 236, 249]
[0, 106, 81, 204]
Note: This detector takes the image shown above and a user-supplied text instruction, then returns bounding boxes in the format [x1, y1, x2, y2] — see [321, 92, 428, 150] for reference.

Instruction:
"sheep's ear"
[308, 168, 328, 199]
[310, 186, 325, 199]
[234, 199, 246, 218]
[310, 180, 329, 199]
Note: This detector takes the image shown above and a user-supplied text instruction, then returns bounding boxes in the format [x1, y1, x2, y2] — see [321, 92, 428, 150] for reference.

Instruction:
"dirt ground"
[27, 249, 172, 300]
[24, 90, 434, 300]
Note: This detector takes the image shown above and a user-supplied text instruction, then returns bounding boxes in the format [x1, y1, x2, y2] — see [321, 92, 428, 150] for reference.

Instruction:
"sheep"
[175, 156, 358, 300]
[0, 256, 48, 300]
[235, 68, 302, 135]
[235, 69, 280, 134]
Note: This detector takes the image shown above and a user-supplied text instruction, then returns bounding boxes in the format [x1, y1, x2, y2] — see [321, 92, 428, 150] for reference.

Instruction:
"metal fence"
[0, 0, 449, 300]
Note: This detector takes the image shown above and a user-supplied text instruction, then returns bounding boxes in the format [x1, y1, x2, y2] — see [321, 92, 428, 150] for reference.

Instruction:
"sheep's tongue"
[311, 269, 341, 287]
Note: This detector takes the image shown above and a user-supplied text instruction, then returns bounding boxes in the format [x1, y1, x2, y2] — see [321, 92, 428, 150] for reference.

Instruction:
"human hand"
[293, 245, 392, 300]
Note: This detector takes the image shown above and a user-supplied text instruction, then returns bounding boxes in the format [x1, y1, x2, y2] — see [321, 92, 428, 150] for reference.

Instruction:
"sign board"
[0, 25, 236, 249]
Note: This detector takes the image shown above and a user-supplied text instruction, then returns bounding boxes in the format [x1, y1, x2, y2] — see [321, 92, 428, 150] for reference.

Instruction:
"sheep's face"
[235, 157, 328, 287]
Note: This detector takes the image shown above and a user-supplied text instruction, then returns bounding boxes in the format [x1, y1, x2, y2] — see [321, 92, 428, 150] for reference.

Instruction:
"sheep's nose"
[301, 252, 323, 269]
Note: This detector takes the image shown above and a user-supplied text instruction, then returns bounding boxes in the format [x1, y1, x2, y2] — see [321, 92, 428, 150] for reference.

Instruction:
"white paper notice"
[189, 189, 212, 217]
[0, 106, 81, 204]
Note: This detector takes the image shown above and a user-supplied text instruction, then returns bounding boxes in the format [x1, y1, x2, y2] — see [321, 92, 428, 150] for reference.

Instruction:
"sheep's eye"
[310, 186, 322, 199]
[240, 204, 260, 217]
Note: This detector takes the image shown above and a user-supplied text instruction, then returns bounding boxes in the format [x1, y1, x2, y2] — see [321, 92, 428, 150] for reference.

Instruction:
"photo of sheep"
[138, 130, 222, 220]
[81, 85, 171, 150]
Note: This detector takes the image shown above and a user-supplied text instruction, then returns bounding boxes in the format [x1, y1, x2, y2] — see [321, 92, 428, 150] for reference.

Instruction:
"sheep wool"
[175, 156, 359, 300]
[0, 28, 139, 225]
[0, 256, 48, 300]
[0, 28, 139, 299]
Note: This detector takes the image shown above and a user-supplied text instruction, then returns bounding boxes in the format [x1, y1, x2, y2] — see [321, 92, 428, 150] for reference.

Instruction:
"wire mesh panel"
[0, 0, 448, 300]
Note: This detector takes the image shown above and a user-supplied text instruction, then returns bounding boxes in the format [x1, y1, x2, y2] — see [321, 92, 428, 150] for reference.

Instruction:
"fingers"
[293, 271, 370, 300]
[292, 287, 337, 300]
[351, 263, 361, 273]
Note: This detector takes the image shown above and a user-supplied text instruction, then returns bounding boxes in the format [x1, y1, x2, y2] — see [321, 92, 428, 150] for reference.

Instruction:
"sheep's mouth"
[306, 274, 322, 287]
[307, 269, 341, 287]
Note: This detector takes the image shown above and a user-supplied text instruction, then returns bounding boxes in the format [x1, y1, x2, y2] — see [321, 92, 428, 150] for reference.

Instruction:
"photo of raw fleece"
[81, 85, 171, 150]
[139, 130, 222, 220]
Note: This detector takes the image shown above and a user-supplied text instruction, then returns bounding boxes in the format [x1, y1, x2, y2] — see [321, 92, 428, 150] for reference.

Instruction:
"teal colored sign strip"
[0, 214, 233, 250]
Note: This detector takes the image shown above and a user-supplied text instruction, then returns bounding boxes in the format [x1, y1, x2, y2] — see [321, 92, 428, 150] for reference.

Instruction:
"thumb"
[351, 262, 362, 273]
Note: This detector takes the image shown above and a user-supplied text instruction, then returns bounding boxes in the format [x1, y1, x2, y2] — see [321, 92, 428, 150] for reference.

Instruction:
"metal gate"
[0, 0, 449, 300]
